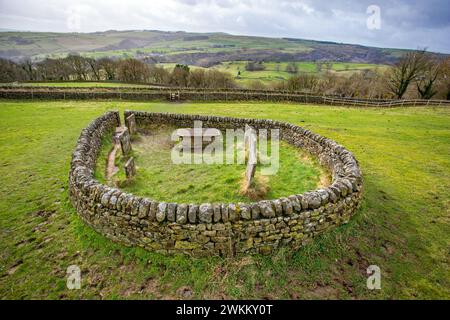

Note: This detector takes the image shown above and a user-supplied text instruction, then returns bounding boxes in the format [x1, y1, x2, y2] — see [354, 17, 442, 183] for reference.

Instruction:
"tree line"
[247, 51, 450, 100]
[1, 51, 449, 100]
[0, 55, 236, 89]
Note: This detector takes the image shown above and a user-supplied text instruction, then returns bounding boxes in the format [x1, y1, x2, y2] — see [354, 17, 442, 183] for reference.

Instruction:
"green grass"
[0, 100, 449, 299]
[158, 61, 389, 86]
[95, 125, 325, 203]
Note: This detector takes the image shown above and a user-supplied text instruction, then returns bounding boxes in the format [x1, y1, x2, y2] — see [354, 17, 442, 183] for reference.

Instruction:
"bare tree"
[315, 62, 323, 73]
[20, 59, 36, 80]
[86, 58, 101, 81]
[285, 62, 298, 74]
[0, 58, 27, 82]
[204, 69, 235, 89]
[436, 57, 450, 100]
[66, 54, 90, 80]
[316, 71, 338, 95]
[247, 80, 266, 90]
[116, 58, 150, 83]
[286, 73, 318, 92]
[36, 58, 71, 81]
[388, 50, 428, 99]
[98, 57, 118, 80]
[170, 64, 190, 87]
[245, 61, 265, 71]
[188, 69, 206, 88]
[416, 55, 441, 99]
[148, 64, 170, 84]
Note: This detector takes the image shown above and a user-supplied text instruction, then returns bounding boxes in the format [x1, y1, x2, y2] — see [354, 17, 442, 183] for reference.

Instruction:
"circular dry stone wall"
[69, 111, 363, 256]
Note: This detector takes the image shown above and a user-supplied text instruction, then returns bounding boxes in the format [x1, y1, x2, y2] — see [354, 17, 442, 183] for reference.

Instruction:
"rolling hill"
[0, 29, 409, 66]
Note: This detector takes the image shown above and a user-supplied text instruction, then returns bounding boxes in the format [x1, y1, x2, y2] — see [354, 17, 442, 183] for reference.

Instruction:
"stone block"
[125, 113, 137, 135]
[124, 157, 136, 179]
[118, 128, 132, 155]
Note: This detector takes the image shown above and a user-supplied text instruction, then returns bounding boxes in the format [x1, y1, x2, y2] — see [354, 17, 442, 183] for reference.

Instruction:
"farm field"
[158, 61, 389, 86]
[0, 100, 449, 299]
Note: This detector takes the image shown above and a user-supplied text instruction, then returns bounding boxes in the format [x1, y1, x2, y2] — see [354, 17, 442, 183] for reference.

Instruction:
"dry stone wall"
[2, 87, 450, 107]
[69, 111, 363, 256]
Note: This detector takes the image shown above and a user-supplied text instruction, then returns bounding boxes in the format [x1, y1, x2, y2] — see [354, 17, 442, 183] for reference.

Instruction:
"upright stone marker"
[124, 157, 136, 179]
[244, 125, 257, 190]
[118, 128, 132, 155]
[125, 114, 136, 135]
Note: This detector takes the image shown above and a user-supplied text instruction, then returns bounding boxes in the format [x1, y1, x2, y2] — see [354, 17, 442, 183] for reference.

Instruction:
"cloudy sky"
[1, 0, 449, 53]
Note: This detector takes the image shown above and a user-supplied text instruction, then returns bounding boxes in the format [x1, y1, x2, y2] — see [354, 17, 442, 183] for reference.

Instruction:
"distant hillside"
[0, 29, 421, 65]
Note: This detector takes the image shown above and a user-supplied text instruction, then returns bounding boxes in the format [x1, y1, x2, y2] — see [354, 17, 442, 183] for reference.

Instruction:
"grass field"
[0, 100, 449, 299]
[158, 61, 389, 86]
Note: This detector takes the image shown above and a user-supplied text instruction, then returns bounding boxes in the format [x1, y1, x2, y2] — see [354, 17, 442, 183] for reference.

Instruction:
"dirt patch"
[118, 277, 170, 299]
[308, 284, 340, 299]
[105, 143, 120, 183]
[239, 173, 270, 201]
[31, 210, 55, 218]
[7, 259, 23, 275]
[32, 221, 49, 233]
[36, 236, 53, 249]
[176, 286, 194, 299]
[317, 172, 332, 188]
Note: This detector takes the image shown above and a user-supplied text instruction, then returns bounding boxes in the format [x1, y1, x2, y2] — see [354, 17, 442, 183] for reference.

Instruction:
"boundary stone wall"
[2, 87, 449, 107]
[69, 111, 363, 256]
